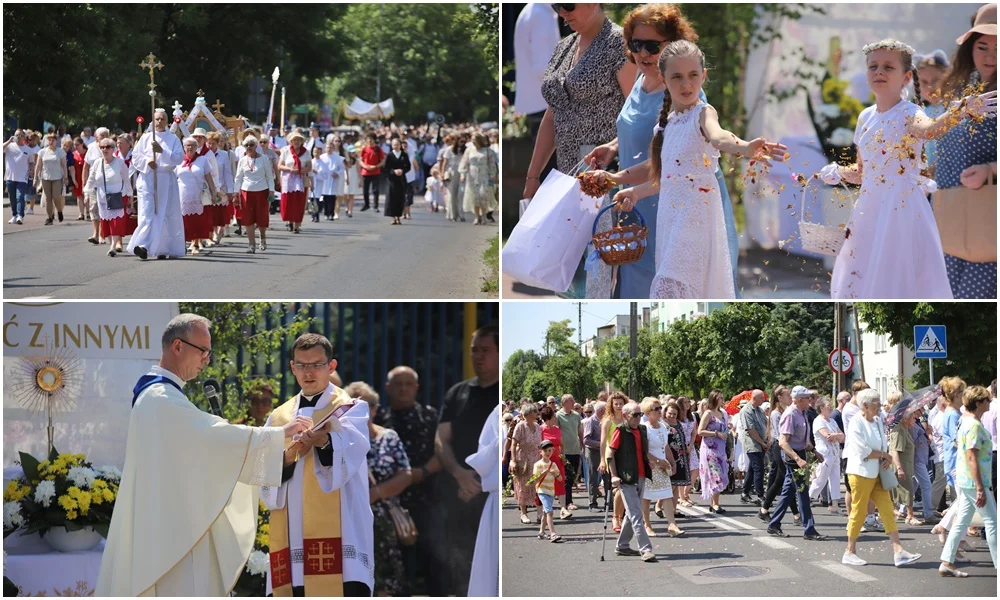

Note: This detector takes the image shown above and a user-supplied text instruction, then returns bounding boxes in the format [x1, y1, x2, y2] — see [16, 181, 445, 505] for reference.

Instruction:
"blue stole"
[132, 374, 183, 407]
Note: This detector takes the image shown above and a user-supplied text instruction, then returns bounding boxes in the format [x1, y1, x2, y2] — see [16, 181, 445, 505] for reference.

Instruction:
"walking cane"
[599, 483, 612, 561]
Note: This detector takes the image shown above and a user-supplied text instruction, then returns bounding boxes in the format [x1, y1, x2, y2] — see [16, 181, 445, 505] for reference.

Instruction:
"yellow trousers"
[847, 473, 899, 538]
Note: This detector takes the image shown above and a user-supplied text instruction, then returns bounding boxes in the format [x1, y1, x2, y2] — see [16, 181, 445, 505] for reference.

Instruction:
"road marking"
[681, 506, 796, 549]
[754, 535, 796, 550]
[811, 560, 877, 582]
[684, 505, 758, 530]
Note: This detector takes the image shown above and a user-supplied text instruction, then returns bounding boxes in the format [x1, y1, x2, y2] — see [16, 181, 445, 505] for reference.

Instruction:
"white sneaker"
[894, 550, 921, 567]
[26, 208, 33, 215]
[15, 216, 23, 224]
[842, 552, 867, 566]
[333, 214, 339, 220]
[8, 217, 15, 224]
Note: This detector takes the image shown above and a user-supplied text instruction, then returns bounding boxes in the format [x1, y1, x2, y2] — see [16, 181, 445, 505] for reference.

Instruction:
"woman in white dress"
[175, 137, 218, 255]
[613, 41, 785, 298]
[826, 40, 995, 299]
[640, 397, 684, 537]
[318, 140, 347, 221]
[810, 397, 845, 514]
[458, 133, 499, 225]
[86, 139, 132, 257]
[345, 140, 362, 213]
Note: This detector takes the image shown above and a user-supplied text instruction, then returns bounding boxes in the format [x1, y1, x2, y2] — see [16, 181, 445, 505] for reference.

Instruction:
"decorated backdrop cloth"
[5, 541, 105, 597]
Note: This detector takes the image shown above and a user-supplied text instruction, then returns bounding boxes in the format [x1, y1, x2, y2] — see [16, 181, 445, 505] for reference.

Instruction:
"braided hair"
[649, 40, 705, 182]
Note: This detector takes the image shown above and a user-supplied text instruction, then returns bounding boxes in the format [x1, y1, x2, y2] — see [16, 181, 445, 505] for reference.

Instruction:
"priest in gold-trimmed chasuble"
[96, 314, 312, 596]
[262, 382, 374, 597]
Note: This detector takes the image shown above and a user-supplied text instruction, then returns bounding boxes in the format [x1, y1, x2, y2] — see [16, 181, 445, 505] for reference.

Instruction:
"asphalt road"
[502, 486, 996, 596]
[3, 198, 496, 299]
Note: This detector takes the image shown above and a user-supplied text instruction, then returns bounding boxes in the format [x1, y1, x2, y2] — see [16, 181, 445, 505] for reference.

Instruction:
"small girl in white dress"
[825, 39, 996, 299]
[425, 166, 445, 212]
[613, 40, 787, 299]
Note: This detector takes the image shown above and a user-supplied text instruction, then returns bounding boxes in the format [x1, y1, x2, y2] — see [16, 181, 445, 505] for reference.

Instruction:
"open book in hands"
[286, 400, 356, 454]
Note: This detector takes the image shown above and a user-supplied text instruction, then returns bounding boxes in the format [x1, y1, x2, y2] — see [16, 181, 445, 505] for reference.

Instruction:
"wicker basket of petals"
[591, 204, 648, 266]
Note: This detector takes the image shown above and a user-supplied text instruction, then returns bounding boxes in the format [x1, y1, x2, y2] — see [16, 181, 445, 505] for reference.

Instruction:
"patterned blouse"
[541, 18, 627, 174]
[368, 428, 411, 486]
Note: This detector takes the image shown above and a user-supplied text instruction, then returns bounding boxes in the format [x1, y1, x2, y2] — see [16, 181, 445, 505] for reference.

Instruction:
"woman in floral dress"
[509, 403, 542, 524]
[361, 387, 413, 596]
[458, 133, 498, 225]
[677, 396, 699, 507]
[696, 390, 730, 513]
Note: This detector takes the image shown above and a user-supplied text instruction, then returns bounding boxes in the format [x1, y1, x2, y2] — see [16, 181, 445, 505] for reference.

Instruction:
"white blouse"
[643, 422, 669, 462]
[234, 154, 276, 193]
[278, 147, 311, 193]
[845, 414, 887, 479]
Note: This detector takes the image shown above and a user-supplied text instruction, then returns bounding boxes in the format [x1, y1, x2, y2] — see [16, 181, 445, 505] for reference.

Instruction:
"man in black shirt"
[434, 325, 499, 596]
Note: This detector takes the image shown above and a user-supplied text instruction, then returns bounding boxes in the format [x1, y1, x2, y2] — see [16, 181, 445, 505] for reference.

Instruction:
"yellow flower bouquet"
[3, 447, 120, 539]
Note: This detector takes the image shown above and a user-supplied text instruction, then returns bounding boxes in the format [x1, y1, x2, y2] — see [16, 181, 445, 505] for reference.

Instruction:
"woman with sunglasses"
[584, 4, 740, 299]
[85, 138, 132, 257]
[522, 3, 637, 298]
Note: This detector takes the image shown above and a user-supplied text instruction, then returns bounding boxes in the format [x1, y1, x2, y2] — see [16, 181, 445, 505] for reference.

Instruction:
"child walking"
[824, 39, 996, 299]
[425, 166, 445, 213]
[612, 40, 787, 299]
[534, 440, 564, 543]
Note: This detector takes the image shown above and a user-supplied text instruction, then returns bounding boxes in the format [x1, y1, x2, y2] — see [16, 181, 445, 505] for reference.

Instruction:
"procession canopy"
[343, 97, 395, 121]
[180, 91, 247, 146]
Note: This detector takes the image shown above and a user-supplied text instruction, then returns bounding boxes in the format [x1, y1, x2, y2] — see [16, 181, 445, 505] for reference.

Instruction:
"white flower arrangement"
[96, 466, 122, 482]
[34, 480, 56, 507]
[67, 466, 97, 489]
[246, 550, 269, 576]
[3, 502, 24, 531]
[829, 127, 855, 147]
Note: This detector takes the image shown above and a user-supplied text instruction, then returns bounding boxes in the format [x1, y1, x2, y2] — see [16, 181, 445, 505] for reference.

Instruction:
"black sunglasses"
[178, 338, 213, 359]
[628, 38, 667, 55]
[630, 412, 643, 418]
[552, 3, 576, 12]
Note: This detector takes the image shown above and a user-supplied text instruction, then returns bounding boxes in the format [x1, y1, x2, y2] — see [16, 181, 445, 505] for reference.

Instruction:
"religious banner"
[3, 302, 178, 468]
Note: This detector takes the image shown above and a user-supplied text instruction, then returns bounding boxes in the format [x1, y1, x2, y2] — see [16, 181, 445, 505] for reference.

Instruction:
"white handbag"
[501, 167, 601, 293]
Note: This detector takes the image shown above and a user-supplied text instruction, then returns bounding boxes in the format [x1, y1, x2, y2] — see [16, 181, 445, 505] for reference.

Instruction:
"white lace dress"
[830, 101, 952, 299]
[650, 101, 735, 299]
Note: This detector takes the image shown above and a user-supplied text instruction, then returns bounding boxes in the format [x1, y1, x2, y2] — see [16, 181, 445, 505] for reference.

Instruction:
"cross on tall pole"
[212, 99, 225, 113]
[139, 53, 164, 214]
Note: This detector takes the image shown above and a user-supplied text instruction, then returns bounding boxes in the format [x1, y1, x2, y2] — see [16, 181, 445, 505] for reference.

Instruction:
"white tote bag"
[501, 168, 602, 293]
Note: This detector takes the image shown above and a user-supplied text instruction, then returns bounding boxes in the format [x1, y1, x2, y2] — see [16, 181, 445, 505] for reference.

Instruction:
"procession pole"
[139, 53, 164, 214]
[280, 87, 287, 134]
[266, 67, 280, 131]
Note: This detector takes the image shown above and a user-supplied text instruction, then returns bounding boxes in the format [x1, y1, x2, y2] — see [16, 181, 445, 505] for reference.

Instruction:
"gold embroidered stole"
[268, 389, 352, 596]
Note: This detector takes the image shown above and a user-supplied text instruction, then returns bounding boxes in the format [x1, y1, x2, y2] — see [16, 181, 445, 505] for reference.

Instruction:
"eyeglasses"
[100, 145, 114, 150]
[292, 361, 329, 371]
[630, 412, 643, 418]
[627, 38, 667, 55]
[651, 406, 662, 411]
[551, 3, 576, 12]
[178, 338, 212, 359]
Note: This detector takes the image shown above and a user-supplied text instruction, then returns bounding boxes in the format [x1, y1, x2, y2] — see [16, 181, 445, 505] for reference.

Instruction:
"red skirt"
[280, 190, 306, 223]
[210, 204, 227, 227]
[100, 215, 128, 237]
[241, 189, 269, 228]
[226, 201, 237, 223]
[183, 212, 208, 242]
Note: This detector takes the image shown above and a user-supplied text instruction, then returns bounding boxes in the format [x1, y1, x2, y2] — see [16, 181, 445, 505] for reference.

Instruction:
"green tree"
[592, 327, 658, 397]
[856, 303, 997, 389]
[543, 352, 594, 402]
[649, 317, 713, 399]
[177, 303, 314, 421]
[502, 349, 544, 402]
[3, 4, 347, 130]
[329, 3, 497, 123]
[523, 370, 552, 403]
[543, 319, 578, 357]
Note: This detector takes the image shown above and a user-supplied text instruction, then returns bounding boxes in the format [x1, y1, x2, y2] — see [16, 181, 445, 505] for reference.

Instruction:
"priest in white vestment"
[97, 314, 313, 596]
[465, 404, 500, 597]
[262, 333, 375, 597]
[127, 108, 185, 260]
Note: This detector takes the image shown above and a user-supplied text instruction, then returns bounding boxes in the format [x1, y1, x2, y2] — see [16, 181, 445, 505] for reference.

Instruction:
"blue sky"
[502, 301, 651, 363]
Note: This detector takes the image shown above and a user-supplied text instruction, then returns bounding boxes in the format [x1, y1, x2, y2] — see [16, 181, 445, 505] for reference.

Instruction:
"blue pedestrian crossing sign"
[914, 325, 947, 359]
